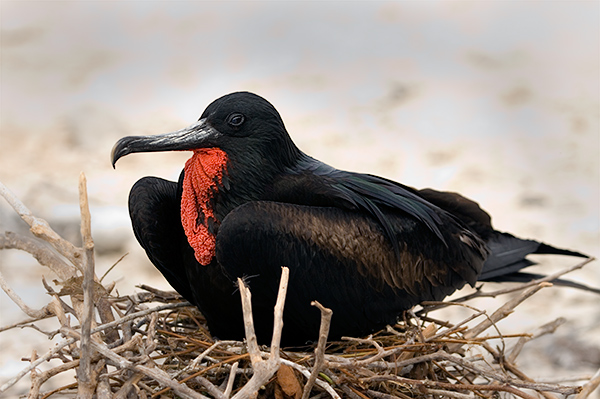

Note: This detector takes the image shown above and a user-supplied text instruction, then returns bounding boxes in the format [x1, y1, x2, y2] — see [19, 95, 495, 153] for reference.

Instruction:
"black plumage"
[112, 92, 590, 346]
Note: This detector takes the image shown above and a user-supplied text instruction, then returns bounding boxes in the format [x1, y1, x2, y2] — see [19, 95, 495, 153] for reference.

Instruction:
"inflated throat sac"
[181, 148, 228, 265]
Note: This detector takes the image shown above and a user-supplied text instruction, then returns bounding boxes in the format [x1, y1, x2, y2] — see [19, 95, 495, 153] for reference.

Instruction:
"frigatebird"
[112, 91, 589, 346]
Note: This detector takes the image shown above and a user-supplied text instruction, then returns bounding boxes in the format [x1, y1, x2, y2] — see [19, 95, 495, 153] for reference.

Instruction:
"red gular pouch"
[180, 148, 229, 265]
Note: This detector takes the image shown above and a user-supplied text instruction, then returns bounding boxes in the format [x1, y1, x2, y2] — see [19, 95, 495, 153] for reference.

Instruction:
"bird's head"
[111, 91, 301, 170]
[112, 92, 304, 266]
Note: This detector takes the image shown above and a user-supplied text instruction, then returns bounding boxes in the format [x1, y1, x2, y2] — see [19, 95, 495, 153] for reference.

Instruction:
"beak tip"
[110, 142, 125, 169]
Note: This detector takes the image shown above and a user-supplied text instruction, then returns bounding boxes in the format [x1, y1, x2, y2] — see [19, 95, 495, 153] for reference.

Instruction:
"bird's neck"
[181, 148, 229, 265]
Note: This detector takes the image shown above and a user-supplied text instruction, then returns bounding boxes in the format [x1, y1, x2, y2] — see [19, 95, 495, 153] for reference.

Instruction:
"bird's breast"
[181, 148, 229, 265]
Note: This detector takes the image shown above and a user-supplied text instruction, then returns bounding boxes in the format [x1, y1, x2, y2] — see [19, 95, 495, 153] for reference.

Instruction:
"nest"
[1, 174, 599, 399]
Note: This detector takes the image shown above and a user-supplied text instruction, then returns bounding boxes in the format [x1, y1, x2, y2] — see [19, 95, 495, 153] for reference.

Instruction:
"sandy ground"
[1, 2, 599, 397]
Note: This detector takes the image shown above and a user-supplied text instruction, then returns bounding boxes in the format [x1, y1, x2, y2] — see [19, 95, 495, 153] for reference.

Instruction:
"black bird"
[112, 92, 590, 346]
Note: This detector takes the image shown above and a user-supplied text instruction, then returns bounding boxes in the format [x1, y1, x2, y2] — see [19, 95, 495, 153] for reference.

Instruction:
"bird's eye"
[227, 113, 245, 127]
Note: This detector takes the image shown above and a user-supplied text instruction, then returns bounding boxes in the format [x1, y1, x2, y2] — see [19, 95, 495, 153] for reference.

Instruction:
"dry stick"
[280, 359, 341, 399]
[137, 284, 181, 300]
[0, 231, 76, 280]
[28, 336, 140, 399]
[322, 314, 574, 396]
[134, 365, 209, 399]
[365, 389, 417, 399]
[224, 362, 239, 397]
[0, 315, 55, 334]
[62, 328, 210, 399]
[96, 375, 112, 399]
[0, 301, 189, 394]
[48, 286, 71, 330]
[324, 338, 431, 369]
[113, 373, 144, 399]
[153, 352, 252, 398]
[417, 257, 596, 317]
[450, 257, 596, 304]
[536, 375, 597, 384]
[342, 335, 385, 355]
[425, 307, 487, 342]
[507, 317, 566, 364]
[28, 359, 80, 399]
[194, 376, 228, 399]
[443, 284, 572, 399]
[483, 338, 559, 399]
[269, 266, 289, 357]
[328, 345, 579, 397]
[434, 351, 581, 395]
[0, 270, 51, 318]
[471, 336, 566, 399]
[418, 389, 475, 399]
[176, 340, 241, 378]
[0, 337, 77, 394]
[338, 384, 364, 399]
[575, 366, 600, 399]
[0, 180, 84, 271]
[144, 312, 158, 355]
[301, 301, 333, 399]
[99, 252, 128, 283]
[76, 172, 97, 399]
[47, 295, 80, 356]
[362, 374, 539, 399]
[97, 301, 190, 335]
[446, 282, 551, 353]
[96, 296, 119, 344]
[231, 267, 289, 399]
[238, 277, 263, 366]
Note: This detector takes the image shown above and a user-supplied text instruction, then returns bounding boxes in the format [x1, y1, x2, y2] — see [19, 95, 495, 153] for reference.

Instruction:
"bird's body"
[112, 92, 589, 346]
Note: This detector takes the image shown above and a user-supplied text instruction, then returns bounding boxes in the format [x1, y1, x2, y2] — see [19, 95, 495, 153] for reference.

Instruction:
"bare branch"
[0, 337, 77, 394]
[507, 317, 566, 363]
[99, 252, 128, 283]
[575, 366, 600, 399]
[224, 362, 238, 397]
[76, 173, 97, 399]
[453, 257, 595, 302]
[0, 180, 84, 270]
[270, 266, 289, 358]
[446, 282, 552, 353]
[281, 359, 341, 399]
[302, 301, 332, 399]
[0, 270, 51, 319]
[63, 328, 210, 399]
[0, 231, 77, 280]
[195, 376, 227, 399]
[177, 340, 240, 378]
[231, 267, 290, 399]
[237, 276, 262, 366]
[362, 374, 540, 399]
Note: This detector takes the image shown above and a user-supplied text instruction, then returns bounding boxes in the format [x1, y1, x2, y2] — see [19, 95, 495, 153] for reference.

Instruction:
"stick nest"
[1, 175, 599, 399]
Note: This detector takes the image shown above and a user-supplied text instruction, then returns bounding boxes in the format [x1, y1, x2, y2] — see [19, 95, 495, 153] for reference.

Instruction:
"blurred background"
[1, 1, 599, 396]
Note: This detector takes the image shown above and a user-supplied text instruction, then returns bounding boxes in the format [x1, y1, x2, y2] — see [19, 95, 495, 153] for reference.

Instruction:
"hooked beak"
[111, 118, 220, 168]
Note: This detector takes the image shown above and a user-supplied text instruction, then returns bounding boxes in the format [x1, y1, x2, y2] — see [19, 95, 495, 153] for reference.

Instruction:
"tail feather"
[483, 271, 600, 294]
[533, 242, 588, 258]
[415, 187, 594, 292]
[478, 231, 590, 282]
[478, 232, 540, 280]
